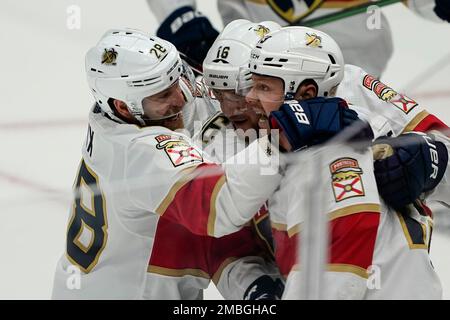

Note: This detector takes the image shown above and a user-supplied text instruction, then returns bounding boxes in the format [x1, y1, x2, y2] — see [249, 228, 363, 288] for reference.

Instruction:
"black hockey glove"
[269, 97, 368, 152]
[373, 132, 448, 210]
[435, 0, 450, 22]
[156, 6, 219, 65]
[243, 275, 284, 300]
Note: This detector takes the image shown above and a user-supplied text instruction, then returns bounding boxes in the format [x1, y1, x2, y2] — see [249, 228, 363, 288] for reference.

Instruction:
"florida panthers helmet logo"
[253, 25, 271, 39]
[102, 48, 118, 65]
[305, 32, 322, 48]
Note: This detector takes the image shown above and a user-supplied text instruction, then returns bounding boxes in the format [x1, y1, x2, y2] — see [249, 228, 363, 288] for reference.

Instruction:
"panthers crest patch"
[330, 158, 365, 202]
[155, 135, 203, 167]
[363, 74, 418, 114]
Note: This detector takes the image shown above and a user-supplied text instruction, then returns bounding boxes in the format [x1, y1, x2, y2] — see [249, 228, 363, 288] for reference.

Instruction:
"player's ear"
[294, 81, 317, 100]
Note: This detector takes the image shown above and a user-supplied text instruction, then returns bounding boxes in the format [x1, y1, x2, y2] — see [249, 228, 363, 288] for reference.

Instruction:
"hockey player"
[245, 26, 449, 298]
[245, 26, 450, 208]
[202, 18, 450, 210]
[52, 28, 352, 299]
[200, 19, 282, 162]
[147, 0, 450, 77]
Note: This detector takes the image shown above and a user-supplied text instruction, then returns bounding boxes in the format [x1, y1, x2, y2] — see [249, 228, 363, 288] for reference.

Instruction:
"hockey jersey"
[200, 65, 450, 299]
[201, 64, 450, 206]
[200, 111, 277, 254]
[52, 103, 284, 299]
[201, 110, 445, 299]
[148, 0, 394, 76]
[338, 64, 450, 206]
[270, 65, 449, 298]
[273, 143, 442, 299]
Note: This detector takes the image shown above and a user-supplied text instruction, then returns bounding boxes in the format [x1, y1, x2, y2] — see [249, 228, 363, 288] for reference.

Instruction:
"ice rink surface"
[0, 0, 449, 299]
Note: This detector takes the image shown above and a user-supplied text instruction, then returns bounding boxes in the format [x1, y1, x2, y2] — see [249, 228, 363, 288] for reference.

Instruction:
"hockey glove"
[243, 275, 284, 300]
[156, 6, 219, 65]
[435, 0, 450, 22]
[373, 132, 448, 210]
[269, 97, 364, 152]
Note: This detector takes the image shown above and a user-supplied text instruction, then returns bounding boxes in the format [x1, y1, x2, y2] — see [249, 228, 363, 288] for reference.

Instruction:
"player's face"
[213, 89, 260, 132]
[245, 74, 285, 130]
[142, 81, 185, 130]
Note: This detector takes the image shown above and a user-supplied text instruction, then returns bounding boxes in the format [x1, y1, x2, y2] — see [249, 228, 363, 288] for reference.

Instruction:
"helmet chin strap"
[143, 111, 183, 122]
[138, 111, 183, 127]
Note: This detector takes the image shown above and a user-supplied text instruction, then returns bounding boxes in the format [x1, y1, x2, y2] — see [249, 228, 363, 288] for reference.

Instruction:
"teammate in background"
[244, 26, 448, 299]
[147, 0, 450, 77]
[52, 28, 357, 299]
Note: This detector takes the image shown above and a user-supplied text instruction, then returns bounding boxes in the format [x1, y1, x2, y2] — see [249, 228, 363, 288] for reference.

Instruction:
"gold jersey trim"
[291, 263, 369, 279]
[147, 265, 210, 279]
[397, 213, 429, 250]
[281, 203, 381, 238]
[207, 175, 227, 236]
[212, 257, 239, 284]
[327, 263, 369, 279]
[328, 203, 381, 221]
[155, 165, 201, 215]
[402, 110, 430, 133]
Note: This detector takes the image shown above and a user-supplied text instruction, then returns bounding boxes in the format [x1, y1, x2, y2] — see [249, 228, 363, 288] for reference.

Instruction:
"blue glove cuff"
[424, 139, 448, 192]
[156, 6, 218, 64]
[270, 105, 309, 151]
[435, 0, 450, 22]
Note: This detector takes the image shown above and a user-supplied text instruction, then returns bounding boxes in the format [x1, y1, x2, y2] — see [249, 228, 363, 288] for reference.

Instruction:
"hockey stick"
[299, 0, 404, 27]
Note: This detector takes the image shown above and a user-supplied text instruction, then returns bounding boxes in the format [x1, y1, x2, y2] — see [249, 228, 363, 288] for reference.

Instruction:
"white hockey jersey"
[200, 111, 277, 255]
[201, 112, 445, 300]
[52, 103, 284, 299]
[291, 66, 449, 297]
[272, 143, 442, 299]
[148, 0, 395, 76]
[200, 65, 450, 299]
[338, 64, 450, 207]
[201, 64, 450, 206]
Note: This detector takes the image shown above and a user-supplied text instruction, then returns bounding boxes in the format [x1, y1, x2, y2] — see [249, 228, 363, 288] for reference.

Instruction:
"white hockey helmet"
[85, 28, 193, 125]
[203, 19, 281, 92]
[248, 26, 344, 97]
